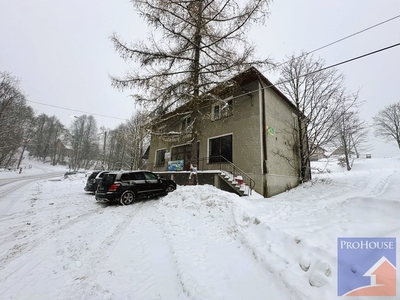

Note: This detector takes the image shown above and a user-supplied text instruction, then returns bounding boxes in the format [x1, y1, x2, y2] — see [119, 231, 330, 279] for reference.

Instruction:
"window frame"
[155, 148, 166, 167]
[211, 97, 233, 121]
[208, 134, 233, 163]
[181, 115, 192, 134]
[292, 112, 299, 131]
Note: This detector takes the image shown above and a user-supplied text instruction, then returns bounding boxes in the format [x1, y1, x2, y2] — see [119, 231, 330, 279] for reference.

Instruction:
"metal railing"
[197, 156, 255, 195]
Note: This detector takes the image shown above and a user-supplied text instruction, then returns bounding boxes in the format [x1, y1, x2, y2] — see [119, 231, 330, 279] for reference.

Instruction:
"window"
[171, 142, 200, 170]
[209, 134, 232, 163]
[181, 116, 191, 133]
[292, 112, 298, 130]
[144, 172, 158, 180]
[121, 172, 145, 181]
[157, 125, 166, 133]
[213, 105, 220, 121]
[155, 149, 166, 166]
[211, 98, 233, 121]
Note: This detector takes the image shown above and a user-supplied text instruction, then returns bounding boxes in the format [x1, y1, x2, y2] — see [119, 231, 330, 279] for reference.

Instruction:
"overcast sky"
[1, 0, 400, 157]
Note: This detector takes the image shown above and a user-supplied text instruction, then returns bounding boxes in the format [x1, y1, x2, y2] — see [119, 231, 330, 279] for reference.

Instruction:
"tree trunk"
[17, 143, 27, 169]
[189, 0, 203, 172]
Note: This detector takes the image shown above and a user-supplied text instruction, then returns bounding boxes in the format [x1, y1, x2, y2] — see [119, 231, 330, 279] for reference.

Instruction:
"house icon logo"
[338, 238, 396, 296]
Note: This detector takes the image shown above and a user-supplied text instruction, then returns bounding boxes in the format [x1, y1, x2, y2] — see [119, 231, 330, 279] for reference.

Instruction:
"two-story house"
[147, 67, 310, 197]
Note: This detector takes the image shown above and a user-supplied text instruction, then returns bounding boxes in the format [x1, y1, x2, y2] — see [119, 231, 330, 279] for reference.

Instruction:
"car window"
[144, 172, 158, 180]
[96, 172, 108, 178]
[133, 172, 146, 180]
[89, 172, 99, 180]
[102, 173, 116, 184]
[120, 173, 129, 181]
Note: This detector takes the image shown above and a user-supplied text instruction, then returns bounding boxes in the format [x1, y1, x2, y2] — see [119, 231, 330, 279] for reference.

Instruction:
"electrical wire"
[263, 14, 400, 72]
[26, 100, 128, 121]
[234, 41, 400, 101]
[27, 15, 400, 121]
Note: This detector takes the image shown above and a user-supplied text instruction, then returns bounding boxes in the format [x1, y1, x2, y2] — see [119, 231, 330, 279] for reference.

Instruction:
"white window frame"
[292, 112, 298, 131]
[211, 96, 233, 121]
[181, 116, 192, 133]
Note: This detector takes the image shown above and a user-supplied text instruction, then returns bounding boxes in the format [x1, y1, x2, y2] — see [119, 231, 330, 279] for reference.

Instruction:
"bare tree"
[126, 112, 149, 170]
[69, 115, 99, 171]
[278, 53, 359, 180]
[111, 0, 272, 166]
[16, 106, 37, 169]
[0, 72, 27, 167]
[29, 114, 65, 164]
[373, 102, 400, 149]
[330, 93, 368, 170]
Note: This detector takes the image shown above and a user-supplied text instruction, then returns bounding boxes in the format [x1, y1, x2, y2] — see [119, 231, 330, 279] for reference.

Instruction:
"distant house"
[310, 146, 327, 161]
[55, 139, 74, 163]
[331, 146, 355, 157]
[147, 67, 310, 197]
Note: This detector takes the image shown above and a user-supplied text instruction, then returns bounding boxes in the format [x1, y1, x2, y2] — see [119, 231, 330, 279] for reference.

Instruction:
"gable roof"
[209, 66, 297, 111]
[152, 66, 298, 124]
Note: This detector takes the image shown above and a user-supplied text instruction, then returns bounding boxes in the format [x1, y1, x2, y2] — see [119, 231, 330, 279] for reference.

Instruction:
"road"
[0, 171, 66, 214]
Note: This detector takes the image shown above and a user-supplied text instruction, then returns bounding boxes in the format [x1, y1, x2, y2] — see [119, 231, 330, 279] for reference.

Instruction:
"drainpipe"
[257, 75, 268, 173]
[257, 75, 268, 198]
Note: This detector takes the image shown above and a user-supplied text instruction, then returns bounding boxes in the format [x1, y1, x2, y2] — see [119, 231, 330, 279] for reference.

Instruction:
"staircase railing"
[197, 156, 255, 195]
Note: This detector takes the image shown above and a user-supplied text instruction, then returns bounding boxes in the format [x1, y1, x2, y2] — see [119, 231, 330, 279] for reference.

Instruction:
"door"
[143, 171, 164, 195]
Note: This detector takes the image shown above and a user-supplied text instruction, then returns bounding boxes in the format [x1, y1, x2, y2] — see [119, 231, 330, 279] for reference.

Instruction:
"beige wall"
[263, 86, 301, 196]
[199, 82, 262, 171]
[148, 78, 302, 198]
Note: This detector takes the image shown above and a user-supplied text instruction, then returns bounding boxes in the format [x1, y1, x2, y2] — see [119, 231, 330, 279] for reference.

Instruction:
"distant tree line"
[0, 71, 149, 171]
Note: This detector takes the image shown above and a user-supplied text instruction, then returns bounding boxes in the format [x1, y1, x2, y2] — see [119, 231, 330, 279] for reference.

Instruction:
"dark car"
[95, 170, 176, 205]
[84, 171, 109, 193]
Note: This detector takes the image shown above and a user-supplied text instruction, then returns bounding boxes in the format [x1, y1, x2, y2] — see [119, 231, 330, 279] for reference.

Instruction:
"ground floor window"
[171, 143, 199, 170]
[209, 134, 232, 163]
[155, 149, 166, 166]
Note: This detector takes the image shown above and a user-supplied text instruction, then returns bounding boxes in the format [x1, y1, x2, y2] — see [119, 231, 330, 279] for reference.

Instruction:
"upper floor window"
[211, 98, 233, 121]
[181, 116, 192, 133]
[292, 112, 298, 131]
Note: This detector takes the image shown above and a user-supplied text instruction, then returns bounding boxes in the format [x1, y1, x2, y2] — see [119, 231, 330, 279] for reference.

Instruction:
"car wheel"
[165, 185, 176, 194]
[120, 190, 135, 205]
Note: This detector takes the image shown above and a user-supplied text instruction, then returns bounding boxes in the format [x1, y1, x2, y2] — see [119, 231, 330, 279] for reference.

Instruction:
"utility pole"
[102, 131, 107, 170]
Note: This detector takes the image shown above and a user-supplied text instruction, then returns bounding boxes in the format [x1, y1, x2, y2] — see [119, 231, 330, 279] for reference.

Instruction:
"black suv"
[95, 171, 176, 205]
[84, 171, 109, 193]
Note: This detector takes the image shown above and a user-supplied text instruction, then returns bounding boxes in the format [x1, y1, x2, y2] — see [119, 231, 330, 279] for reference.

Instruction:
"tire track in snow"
[359, 168, 395, 198]
[0, 202, 147, 300]
[156, 190, 295, 300]
[96, 200, 187, 300]
[0, 200, 106, 268]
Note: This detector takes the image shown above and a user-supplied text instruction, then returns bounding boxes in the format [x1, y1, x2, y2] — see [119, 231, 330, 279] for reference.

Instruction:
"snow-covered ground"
[0, 156, 399, 299]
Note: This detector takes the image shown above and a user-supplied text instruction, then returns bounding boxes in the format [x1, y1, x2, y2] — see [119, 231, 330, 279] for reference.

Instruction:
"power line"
[263, 14, 400, 72]
[296, 42, 400, 79]
[27, 41, 400, 119]
[27, 100, 128, 121]
[237, 41, 400, 101]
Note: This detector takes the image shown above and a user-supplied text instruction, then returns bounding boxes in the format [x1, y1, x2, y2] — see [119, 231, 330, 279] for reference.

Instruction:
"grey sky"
[1, 0, 399, 156]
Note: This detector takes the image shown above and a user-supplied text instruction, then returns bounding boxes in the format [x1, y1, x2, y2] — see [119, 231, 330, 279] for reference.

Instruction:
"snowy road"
[0, 157, 399, 299]
[0, 172, 65, 201]
[0, 175, 294, 300]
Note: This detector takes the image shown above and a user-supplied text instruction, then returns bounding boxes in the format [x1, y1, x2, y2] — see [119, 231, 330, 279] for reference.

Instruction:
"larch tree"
[373, 102, 400, 149]
[111, 0, 272, 164]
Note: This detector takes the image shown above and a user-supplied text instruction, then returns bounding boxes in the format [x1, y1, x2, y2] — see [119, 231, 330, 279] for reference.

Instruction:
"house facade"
[147, 67, 308, 197]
